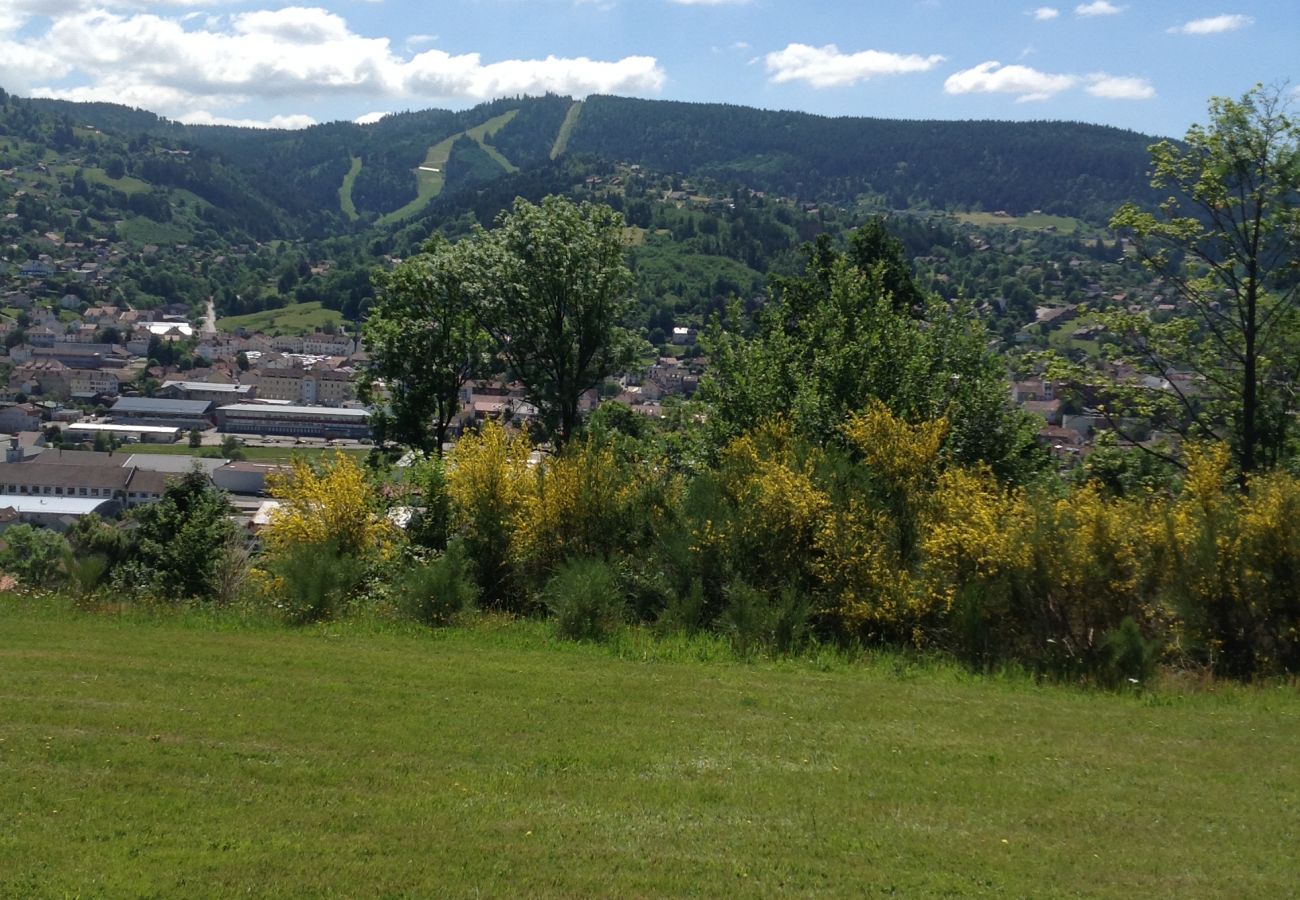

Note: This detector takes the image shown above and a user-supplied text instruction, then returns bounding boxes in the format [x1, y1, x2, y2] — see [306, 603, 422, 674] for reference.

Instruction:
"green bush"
[395, 541, 478, 627]
[715, 581, 812, 658]
[656, 578, 707, 635]
[545, 557, 626, 642]
[0, 525, 70, 588]
[1099, 616, 1157, 689]
[270, 540, 366, 625]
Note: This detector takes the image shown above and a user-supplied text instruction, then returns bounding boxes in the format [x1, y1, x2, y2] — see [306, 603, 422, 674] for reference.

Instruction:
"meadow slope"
[1, 604, 1297, 897]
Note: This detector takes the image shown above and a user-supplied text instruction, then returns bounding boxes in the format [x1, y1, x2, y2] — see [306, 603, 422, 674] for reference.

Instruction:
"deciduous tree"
[464, 196, 636, 448]
[1107, 85, 1300, 482]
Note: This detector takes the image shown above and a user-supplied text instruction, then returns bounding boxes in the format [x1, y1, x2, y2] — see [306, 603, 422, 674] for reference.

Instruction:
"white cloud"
[353, 110, 388, 124]
[764, 43, 945, 89]
[944, 60, 1076, 102]
[1086, 73, 1154, 99]
[1075, 0, 1122, 16]
[1167, 14, 1253, 35]
[1030, 7, 1059, 20]
[20, 6, 666, 120]
[178, 110, 318, 128]
[0, 39, 71, 88]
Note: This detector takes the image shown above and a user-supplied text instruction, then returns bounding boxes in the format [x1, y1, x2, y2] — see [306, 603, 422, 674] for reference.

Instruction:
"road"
[201, 297, 217, 336]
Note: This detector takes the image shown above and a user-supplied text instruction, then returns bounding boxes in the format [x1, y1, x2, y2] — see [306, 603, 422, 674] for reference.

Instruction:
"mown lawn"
[215, 301, 344, 336]
[1, 603, 1297, 897]
[123, 443, 368, 463]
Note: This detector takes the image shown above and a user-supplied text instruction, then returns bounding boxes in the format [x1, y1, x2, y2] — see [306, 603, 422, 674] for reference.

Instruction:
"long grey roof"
[0, 495, 117, 515]
[110, 397, 214, 415]
[216, 404, 369, 418]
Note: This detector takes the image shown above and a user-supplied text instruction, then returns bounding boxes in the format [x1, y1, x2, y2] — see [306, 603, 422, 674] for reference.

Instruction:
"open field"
[122, 443, 369, 464]
[378, 110, 519, 226]
[954, 211, 1084, 233]
[338, 155, 361, 221]
[465, 109, 519, 173]
[550, 100, 582, 159]
[215, 301, 343, 336]
[1, 603, 1297, 897]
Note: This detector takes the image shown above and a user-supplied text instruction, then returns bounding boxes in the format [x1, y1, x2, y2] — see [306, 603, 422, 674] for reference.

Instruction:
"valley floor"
[1, 602, 1297, 896]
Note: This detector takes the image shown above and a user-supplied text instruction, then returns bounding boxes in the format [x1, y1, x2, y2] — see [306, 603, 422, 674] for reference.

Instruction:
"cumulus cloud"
[1075, 0, 1121, 15]
[178, 110, 318, 128]
[1030, 7, 1059, 20]
[1085, 73, 1154, 99]
[944, 61, 1076, 102]
[1167, 14, 1253, 35]
[0, 39, 71, 89]
[764, 43, 945, 89]
[353, 110, 389, 124]
[19, 5, 666, 121]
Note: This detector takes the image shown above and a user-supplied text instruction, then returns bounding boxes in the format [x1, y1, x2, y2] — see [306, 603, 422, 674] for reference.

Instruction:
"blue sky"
[0, 0, 1294, 136]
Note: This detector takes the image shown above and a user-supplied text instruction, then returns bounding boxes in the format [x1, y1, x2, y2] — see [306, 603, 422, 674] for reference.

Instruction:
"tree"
[361, 237, 489, 455]
[702, 226, 1042, 482]
[132, 468, 238, 599]
[465, 196, 636, 448]
[1108, 85, 1300, 482]
[0, 524, 70, 587]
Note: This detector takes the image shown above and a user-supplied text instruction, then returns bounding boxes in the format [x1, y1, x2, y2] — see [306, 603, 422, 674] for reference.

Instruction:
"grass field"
[116, 218, 193, 246]
[338, 155, 361, 221]
[550, 100, 582, 160]
[954, 211, 1084, 233]
[377, 110, 519, 226]
[122, 443, 368, 463]
[215, 301, 343, 336]
[1, 603, 1297, 897]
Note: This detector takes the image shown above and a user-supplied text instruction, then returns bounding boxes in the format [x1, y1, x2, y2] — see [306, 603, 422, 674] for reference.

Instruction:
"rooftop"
[110, 397, 214, 416]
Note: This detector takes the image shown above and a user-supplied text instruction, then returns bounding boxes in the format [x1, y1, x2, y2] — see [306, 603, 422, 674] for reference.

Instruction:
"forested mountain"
[565, 96, 1159, 221]
[28, 92, 1160, 230]
[6, 88, 1163, 333]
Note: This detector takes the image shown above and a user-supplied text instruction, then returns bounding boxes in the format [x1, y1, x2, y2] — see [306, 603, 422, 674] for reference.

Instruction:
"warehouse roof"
[110, 397, 213, 416]
[0, 495, 117, 515]
[216, 404, 369, 419]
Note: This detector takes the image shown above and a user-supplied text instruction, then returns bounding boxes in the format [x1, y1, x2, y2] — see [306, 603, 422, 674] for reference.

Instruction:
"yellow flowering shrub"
[264, 452, 398, 559]
[445, 422, 535, 607]
[515, 437, 642, 576]
[1167, 444, 1300, 674]
[842, 399, 948, 489]
[812, 403, 951, 643]
[707, 422, 830, 590]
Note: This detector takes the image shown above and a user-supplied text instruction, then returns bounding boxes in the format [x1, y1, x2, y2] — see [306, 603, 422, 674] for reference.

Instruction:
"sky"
[0, 0, 1295, 137]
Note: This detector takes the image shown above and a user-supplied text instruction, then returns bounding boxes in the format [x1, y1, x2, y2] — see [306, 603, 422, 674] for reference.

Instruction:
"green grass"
[376, 135, 455, 226]
[122, 444, 368, 463]
[215, 301, 343, 336]
[377, 110, 520, 226]
[116, 218, 193, 245]
[465, 109, 519, 173]
[2, 603, 1298, 897]
[550, 100, 583, 160]
[955, 211, 1084, 233]
[338, 155, 361, 221]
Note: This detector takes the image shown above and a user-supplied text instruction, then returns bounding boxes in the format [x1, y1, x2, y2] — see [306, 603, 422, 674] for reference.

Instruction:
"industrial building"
[214, 403, 370, 439]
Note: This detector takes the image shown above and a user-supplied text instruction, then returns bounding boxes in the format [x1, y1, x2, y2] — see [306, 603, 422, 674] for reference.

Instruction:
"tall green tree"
[362, 236, 489, 455]
[702, 225, 1042, 482]
[1108, 85, 1300, 481]
[133, 468, 238, 600]
[465, 195, 636, 448]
